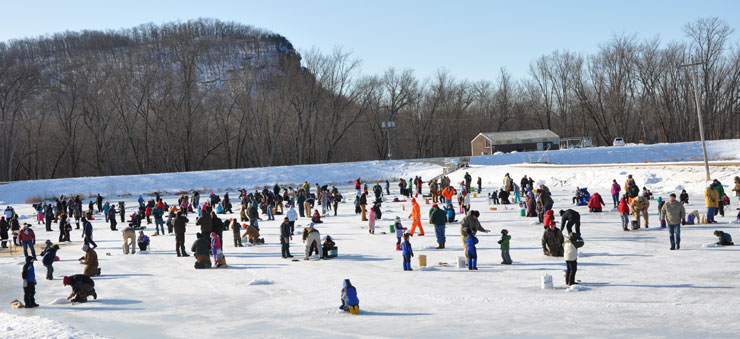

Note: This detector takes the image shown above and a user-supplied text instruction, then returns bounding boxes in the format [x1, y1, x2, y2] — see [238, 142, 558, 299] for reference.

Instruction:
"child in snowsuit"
[618, 195, 630, 231]
[401, 233, 413, 271]
[340, 279, 359, 314]
[137, 231, 150, 251]
[22, 256, 38, 308]
[210, 232, 224, 267]
[41, 242, 60, 280]
[465, 231, 479, 270]
[564, 232, 579, 286]
[498, 229, 512, 265]
[368, 204, 376, 234]
[394, 217, 407, 251]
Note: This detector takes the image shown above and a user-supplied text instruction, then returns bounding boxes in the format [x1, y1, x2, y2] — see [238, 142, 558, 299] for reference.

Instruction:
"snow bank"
[0, 160, 442, 205]
[471, 139, 740, 166]
[0, 312, 108, 338]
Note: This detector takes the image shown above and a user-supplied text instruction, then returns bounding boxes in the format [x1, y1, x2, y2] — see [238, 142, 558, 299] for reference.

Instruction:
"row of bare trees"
[1, 17, 739, 181]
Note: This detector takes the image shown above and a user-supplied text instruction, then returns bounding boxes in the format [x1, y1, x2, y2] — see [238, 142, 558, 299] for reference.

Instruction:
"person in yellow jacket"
[408, 198, 424, 236]
[629, 195, 650, 229]
[705, 183, 719, 223]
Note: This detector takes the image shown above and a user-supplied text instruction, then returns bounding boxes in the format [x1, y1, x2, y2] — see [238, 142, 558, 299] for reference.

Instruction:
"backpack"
[574, 237, 585, 249]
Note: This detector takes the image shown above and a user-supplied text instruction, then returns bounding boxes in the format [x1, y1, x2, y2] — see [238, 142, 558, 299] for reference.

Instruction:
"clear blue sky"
[1, 0, 738, 81]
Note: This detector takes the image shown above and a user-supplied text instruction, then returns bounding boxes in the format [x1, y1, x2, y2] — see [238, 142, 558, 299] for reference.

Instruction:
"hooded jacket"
[660, 200, 686, 225]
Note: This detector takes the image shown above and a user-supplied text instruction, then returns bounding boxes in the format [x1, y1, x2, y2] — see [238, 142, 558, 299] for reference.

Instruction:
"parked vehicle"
[613, 137, 626, 146]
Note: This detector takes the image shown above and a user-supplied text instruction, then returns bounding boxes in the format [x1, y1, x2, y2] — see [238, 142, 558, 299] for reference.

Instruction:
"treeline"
[1, 17, 739, 182]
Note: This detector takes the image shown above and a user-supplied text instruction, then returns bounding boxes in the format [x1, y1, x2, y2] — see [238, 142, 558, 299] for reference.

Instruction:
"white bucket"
[457, 256, 466, 268]
[541, 274, 553, 289]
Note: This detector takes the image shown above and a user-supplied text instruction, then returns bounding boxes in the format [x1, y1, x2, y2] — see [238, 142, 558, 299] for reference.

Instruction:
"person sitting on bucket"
[339, 279, 359, 314]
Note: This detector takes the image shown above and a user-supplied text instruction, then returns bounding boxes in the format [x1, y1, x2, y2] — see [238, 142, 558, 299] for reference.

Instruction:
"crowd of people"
[4, 173, 740, 309]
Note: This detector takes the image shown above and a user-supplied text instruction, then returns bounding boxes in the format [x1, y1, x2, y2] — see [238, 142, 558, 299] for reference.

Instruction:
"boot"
[436, 242, 442, 249]
[396, 243, 401, 251]
[439, 242, 445, 249]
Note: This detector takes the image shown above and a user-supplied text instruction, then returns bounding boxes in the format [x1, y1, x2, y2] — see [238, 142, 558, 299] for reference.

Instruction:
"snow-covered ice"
[1, 139, 740, 338]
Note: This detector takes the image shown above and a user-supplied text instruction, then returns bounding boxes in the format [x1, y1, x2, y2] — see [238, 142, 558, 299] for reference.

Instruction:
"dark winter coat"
[560, 209, 580, 229]
[196, 213, 212, 235]
[430, 207, 447, 226]
[42, 245, 59, 265]
[542, 228, 564, 257]
[68, 274, 95, 293]
[22, 257, 36, 283]
[174, 215, 189, 234]
[460, 215, 486, 237]
[191, 237, 211, 256]
[716, 231, 734, 246]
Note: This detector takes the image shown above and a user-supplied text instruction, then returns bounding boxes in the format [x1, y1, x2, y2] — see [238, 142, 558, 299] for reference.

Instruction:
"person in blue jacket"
[42, 241, 60, 280]
[22, 256, 39, 308]
[401, 233, 414, 271]
[466, 230, 479, 270]
[340, 279, 359, 313]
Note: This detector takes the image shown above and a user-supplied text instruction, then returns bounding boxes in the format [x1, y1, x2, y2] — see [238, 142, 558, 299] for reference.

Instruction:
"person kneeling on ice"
[191, 232, 212, 269]
[303, 224, 321, 260]
[714, 230, 734, 246]
[465, 230, 479, 270]
[323, 235, 337, 259]
[210, 232, 226, 267]
[339, 279, 359, 314]
[311, 210, 323, 224]
[401, 233, 413, 271]
[542, 223, 564, 257]
[394, 217, 407, 251]
[137, 231, 150, 252]
[63, 274, 97, 302]
[79, 244, 100, 277]
[563, 233, 580, 286]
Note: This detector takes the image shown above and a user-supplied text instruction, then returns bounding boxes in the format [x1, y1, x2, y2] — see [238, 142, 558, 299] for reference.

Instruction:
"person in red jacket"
[543, 210, 555, 229]
[587, 192, 605, 212]
[617, 194, 630, 231]
[18, 223, 37, 259]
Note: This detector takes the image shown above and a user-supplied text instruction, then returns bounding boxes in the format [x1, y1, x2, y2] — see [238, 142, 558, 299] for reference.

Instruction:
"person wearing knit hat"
[63, 274, 97, 302]
[498, 229, 512, 264]
[79, 244, 100, 277]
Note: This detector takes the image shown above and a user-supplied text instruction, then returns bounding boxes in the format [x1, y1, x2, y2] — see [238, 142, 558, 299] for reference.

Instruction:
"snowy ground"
[2, 141, 740, 338]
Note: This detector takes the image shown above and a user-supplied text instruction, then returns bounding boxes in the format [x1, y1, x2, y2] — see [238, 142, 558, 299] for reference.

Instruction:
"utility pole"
[679, 57, 710, 181]
[381, 121, 396, 159]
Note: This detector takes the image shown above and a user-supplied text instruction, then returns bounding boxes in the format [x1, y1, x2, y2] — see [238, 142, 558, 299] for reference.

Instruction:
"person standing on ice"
[460, 211, 488, 258]
[394, 216, 407, 251]
[705, 183, 719, 224]
[408, 198, 424, 236]
[280, 217, 293, 258]
[210, 232, 223, 267]
[465, 230, 479, 270]
[354, 177, 362, 197]
[359, 192, 368, 222]
[732, 176, 740, 210]
[610, 180, 621, 209]
[401, 233, 413, 271]
[464, 172, 472, 192]
[368, 203, 377, 235]
[661, 193, 685, 250]
[477, 176, 482, 193]
[302, 224, 321, 260]
[538, 184, 553, 213]
[22, 256, 39, 308]
[629, 195, 650, 229]
[563, 233, 579, 286]
[429, 204, 447, 249]
[174, 212, 190, 257]
[498, 229, 512, 264]
[385, 180, 390, 195]
[618, 195, 630, 231]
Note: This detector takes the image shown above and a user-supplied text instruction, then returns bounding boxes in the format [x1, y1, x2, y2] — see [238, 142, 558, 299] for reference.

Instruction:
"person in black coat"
[42, 242, 60, 280]
[63, 274, 96, 302]
[559, 209, 581, 235]
[0, 216, 9, 248]
[280, 218, 293, 258]
[174, 212, 189, 257]
[191, 232, 212, 269]
[81, 218, 97, 248]
[210, 212, 224, 249]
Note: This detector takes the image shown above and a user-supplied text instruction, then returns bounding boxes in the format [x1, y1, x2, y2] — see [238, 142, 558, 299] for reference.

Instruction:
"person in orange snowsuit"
[408, 198, 424, 236]
[442, 186, 456, 208]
